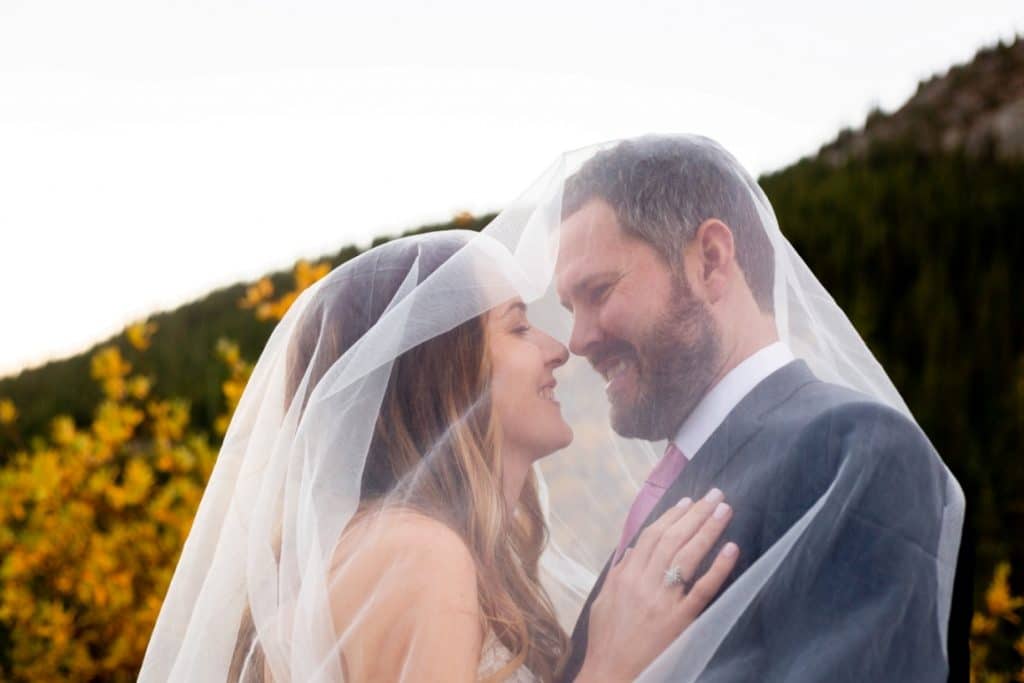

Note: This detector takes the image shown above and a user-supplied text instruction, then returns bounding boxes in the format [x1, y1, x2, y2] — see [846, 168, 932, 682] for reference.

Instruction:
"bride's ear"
[691, 219, 736, 304]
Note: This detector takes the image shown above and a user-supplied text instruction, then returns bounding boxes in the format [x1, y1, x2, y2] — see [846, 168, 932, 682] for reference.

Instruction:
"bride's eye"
[512, 324, 531, 336]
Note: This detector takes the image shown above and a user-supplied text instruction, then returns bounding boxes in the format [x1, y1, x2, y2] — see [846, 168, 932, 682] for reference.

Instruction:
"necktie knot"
[647, 442, 687, 488]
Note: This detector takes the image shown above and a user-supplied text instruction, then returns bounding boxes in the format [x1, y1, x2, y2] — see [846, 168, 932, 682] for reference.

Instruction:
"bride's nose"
[543, 334, 570, 369]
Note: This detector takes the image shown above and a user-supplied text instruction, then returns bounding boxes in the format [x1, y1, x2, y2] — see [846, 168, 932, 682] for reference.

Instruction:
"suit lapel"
[570, 554, 612, 634]
[628, 360, 816, 551]
[565, 361, 817, 681]
[563, 553, 613, 679]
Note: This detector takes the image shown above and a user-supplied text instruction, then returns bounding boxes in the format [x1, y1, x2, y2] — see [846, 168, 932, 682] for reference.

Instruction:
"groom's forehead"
[556, 201, 625, 264]
[556, 225, 608, 277]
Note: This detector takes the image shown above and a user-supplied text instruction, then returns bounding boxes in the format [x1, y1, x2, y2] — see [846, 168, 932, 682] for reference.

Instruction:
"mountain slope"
[0, 214, 495, 443]
[2, 35, 1022, 599]
[822, 37, 1024, 163]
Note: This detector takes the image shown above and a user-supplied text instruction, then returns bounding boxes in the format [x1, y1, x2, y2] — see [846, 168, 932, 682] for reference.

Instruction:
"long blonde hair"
[364, 310, 568, 682]
[232, 236, 568, 681]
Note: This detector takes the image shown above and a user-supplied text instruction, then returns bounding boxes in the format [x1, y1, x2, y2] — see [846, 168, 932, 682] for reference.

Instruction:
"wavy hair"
[231, 234, 568, 681]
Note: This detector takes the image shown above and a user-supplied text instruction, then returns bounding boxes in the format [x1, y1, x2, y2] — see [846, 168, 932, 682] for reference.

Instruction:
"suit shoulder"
[788, 382, 949, 483]
[787, 380, 920, 437]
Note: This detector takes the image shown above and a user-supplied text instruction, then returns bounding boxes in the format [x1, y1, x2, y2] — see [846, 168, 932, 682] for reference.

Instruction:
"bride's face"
[486, 299, 573, 460]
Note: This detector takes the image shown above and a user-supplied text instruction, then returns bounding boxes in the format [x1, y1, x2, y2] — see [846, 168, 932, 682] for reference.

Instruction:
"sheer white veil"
[139, 134, 963, 682]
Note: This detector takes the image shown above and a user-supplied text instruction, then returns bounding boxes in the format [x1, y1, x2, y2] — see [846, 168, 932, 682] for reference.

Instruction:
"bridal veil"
[139, 135, 964, 681]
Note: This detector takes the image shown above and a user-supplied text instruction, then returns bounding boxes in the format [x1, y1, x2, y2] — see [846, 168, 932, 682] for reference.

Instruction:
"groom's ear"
[692, 219, 736, 304]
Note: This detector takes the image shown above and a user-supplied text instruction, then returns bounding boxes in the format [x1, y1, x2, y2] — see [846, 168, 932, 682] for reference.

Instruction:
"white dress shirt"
[673, 342, 795, 461]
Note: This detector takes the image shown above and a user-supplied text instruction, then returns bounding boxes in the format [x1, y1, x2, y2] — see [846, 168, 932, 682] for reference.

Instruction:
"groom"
[554, 136, 966, 681]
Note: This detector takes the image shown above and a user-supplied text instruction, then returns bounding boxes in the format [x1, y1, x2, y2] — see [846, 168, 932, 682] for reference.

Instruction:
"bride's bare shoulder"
[332, 508, 477, 595]
[329, 508, 484, 681]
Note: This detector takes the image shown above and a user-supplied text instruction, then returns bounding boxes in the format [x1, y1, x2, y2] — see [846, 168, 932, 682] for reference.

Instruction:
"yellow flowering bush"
[0, 398, 17, 426]
[0, 398, 18, 452]
[0, 342, 216, 681]
[0, 255, 1014, 680]
[214, 338, 253, 437]
[971, 562, 1024, 682]
[453, 210, 475, 227]
[0, 260, 332, 680]
[240, 258, 330, 321]
[125, 321, 158, 352]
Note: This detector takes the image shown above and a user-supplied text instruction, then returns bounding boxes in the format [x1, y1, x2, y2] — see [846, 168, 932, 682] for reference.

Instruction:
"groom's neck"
[716, 318, 779, 386]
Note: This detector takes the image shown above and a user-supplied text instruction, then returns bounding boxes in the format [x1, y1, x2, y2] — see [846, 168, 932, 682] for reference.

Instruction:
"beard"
[609, 277, 722, 440]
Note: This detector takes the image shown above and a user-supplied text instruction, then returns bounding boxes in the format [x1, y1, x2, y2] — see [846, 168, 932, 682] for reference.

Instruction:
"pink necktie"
[613, 442, 688, 564]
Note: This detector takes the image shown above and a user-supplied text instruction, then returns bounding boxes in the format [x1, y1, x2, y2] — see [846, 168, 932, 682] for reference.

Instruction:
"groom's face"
[555, 198, 722, 440]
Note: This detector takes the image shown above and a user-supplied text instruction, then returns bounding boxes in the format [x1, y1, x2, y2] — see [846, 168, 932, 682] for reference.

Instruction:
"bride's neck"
[501, 449, 532, 509]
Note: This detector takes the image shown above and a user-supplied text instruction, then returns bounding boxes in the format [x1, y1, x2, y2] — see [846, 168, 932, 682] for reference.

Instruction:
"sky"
[1, 0, 1022, 378]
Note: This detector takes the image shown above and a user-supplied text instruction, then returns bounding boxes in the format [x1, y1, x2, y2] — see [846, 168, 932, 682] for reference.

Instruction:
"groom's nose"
[568, 309, 603, 357]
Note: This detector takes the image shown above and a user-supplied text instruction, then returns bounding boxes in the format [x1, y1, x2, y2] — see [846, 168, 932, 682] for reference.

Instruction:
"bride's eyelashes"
[509, 311, 532, 336]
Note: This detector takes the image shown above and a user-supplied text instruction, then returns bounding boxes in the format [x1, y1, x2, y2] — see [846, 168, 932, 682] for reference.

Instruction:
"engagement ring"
[663, 566, 684, 587]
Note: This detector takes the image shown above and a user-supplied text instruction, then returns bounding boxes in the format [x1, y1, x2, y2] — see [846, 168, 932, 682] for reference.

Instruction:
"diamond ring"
[663, 566, 684, 587]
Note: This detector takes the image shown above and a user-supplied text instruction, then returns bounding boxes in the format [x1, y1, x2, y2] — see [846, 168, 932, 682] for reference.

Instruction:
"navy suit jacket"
[561, 360, 962, 682]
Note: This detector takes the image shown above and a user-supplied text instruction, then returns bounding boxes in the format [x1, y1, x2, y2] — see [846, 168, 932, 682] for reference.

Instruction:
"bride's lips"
[538, 379, 560, 405]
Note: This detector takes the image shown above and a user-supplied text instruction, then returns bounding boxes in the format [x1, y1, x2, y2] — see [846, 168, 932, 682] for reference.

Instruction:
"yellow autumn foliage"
[0, 260, 333, 679]
[214, 338, 253, 437]
[0, 341, 217, 681]
[239, 276, 274, 310]
[0, 398, 17, 425]
[0, 255, 1017, 680]
[972, 562, 1024, 682]
[240, 258, 331, 321]
[125, 320, 158, 352]
[987, 563, 1024, 625]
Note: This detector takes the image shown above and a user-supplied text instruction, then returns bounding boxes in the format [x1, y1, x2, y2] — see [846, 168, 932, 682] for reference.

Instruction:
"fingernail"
[676, 497, 693, 509]
[722, 542, 738, 558]
[713, 502, 730, 519]
[705, 488, 723, 504]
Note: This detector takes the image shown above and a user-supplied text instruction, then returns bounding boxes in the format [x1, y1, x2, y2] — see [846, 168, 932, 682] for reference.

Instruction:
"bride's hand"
[575, 489, 739, 683]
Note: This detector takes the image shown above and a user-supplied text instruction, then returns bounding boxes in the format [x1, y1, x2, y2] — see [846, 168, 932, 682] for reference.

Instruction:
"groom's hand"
[575, 490, 739, 682]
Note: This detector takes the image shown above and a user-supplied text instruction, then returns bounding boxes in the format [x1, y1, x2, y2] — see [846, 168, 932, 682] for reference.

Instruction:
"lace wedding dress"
[477, 631, 538, 682]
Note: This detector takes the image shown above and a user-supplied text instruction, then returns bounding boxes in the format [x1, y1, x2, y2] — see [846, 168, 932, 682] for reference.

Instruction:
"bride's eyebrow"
[500, 301, 527, 319]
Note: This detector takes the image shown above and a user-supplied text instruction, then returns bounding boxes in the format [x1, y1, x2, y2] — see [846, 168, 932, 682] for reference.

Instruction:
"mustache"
[588, 341, 640, 370]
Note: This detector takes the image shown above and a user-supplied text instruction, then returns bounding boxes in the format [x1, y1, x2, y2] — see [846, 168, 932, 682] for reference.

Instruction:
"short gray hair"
[562, 135, 775, 313]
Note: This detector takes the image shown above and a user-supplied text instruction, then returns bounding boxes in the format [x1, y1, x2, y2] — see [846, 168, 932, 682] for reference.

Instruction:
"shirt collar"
[672, 342, 794, 460]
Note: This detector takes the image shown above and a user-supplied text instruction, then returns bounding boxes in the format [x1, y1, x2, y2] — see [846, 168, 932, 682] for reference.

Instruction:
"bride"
[139, 230, 739, 682]
[140, 134, 962, 682]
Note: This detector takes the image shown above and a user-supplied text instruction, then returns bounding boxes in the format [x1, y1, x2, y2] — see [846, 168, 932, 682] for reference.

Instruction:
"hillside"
[1, 34, 1023, 602]
[822, 37, 1024, 163]
[0, 213, 495, 444]
[757, 40, 1024, 596]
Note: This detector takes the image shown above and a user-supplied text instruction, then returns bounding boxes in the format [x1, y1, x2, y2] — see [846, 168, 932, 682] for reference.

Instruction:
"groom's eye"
[590, 283, 612, 303]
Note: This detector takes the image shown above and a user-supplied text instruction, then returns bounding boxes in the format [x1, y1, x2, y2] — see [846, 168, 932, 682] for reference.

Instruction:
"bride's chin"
[540, 425, 574, 459]
[559, 424, 574, 450]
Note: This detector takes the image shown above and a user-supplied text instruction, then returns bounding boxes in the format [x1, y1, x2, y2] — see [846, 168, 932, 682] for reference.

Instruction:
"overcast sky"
[1, 0, 1021, 377]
